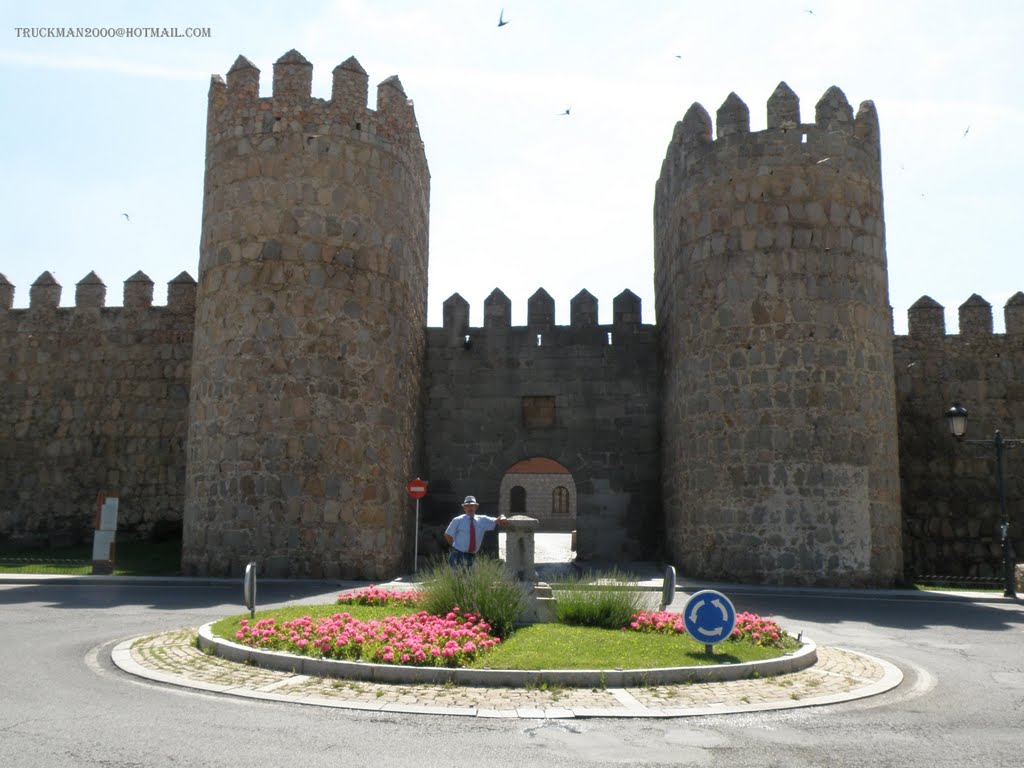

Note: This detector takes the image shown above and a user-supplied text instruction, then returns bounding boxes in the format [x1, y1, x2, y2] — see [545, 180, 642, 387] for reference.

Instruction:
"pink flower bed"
[626, 609, 790, 648]
[627, 610, 686, 634]
[336, 585, 423, 607]
[234, 609, 499, 667]
[731, 611, 785, 647]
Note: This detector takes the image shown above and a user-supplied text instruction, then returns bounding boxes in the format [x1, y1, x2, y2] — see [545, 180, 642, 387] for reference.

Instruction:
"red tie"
[468, 517, 476, 553]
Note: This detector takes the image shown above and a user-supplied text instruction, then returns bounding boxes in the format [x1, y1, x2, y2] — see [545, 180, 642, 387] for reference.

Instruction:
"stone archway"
[498, 457, 576, 532]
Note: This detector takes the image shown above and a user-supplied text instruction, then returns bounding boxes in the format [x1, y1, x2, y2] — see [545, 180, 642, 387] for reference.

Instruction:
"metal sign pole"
[414, 497, 420, 573]
[406, 477, 427, 574]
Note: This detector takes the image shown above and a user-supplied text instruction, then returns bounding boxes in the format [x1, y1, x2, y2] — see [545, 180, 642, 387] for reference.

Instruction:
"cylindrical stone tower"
[182, 51, 429, 579]
[654, 83, 901, 586]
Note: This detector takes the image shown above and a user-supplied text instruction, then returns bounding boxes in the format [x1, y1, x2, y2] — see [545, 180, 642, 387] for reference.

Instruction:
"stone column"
[505, 515, 539, 581]
[505, 515, 556, 624]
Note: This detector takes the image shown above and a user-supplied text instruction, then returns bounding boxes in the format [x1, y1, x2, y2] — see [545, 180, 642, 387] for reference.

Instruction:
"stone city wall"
[182, 52, 430, 579]
[0, 270, 195, 546]
[654, 84, 902, 586]
[420, 288, 661, 562]
[895, 293, 1024, 579]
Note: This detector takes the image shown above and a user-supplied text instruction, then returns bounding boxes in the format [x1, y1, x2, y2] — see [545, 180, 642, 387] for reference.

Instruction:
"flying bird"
[963, 125, 970, 137]
[121, 213, 130, 221]
[498, 9, 509, 27]
[816, 157, 831, 164]
[560, 107, 570, 116]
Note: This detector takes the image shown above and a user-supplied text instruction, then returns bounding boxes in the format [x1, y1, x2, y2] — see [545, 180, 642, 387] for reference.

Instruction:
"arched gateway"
[498, 457, 576, 532]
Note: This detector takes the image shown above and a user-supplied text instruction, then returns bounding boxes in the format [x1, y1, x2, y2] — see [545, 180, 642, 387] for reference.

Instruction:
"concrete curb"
[111, 631, 905, 719]
[197, 622, 819, 688]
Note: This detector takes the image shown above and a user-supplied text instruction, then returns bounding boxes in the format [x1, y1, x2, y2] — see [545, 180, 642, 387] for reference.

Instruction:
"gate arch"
[498, 457, 576, 532]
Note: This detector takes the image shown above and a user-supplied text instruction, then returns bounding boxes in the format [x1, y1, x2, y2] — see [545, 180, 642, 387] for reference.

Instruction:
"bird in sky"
[805, 8, 815, 14]
[498, 9, 509, 27]
[963, 125, 970, 137]
[560, 108, 570, 116]
[121, 213, 130, 221]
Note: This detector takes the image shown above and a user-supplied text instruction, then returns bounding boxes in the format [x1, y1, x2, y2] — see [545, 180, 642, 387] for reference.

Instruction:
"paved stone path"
[115, 628, 901, 718]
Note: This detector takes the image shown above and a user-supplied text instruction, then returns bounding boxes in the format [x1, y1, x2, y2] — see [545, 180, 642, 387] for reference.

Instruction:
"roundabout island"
[111, 558, 904, 719]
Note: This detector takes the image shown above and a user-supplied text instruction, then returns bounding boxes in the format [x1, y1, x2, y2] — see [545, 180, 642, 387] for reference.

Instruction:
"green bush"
[418, 556, 529, 639]
[553, 568, 653, 629]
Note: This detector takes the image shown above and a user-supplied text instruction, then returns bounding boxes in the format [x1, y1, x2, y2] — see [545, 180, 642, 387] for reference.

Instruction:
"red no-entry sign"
[406, 478, 427, 499]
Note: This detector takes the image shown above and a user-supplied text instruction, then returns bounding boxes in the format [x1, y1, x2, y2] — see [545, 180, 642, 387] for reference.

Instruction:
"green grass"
[464, 623, 783, 668]
[210, 602, 797, 670]
[0, 539, 182, 575]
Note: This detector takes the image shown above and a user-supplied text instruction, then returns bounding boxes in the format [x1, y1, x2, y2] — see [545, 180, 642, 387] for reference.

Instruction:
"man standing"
[444, 495, 508, 567]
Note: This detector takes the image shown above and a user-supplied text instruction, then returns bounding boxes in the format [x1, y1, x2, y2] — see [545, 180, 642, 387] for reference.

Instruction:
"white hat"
[462, 495, 478, 505]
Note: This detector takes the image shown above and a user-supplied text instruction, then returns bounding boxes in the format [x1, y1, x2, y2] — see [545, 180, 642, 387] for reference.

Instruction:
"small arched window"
[552, 486, 569, 516]
[510, 485, 526, 514]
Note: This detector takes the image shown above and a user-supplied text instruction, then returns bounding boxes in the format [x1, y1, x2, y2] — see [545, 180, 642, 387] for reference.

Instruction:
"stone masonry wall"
[895, 293, 1024, 579]
[654, 84, 902, 587]
[182, 51, 429, 579]
[420, 288, 661, 562]
[0, 270, 195, 546]
[4, 61, 1021, 589]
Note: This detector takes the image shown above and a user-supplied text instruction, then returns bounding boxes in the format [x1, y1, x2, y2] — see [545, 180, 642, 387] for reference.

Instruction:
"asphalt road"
[0, 578, 1021, 768]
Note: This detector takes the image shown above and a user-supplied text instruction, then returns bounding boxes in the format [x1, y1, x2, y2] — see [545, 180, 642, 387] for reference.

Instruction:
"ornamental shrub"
[553, 568, 654, 629]
[418, 556, 529, 639]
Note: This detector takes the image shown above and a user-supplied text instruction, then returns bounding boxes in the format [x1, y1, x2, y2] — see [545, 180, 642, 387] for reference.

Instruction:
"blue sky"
[1, 0, 1021, 332]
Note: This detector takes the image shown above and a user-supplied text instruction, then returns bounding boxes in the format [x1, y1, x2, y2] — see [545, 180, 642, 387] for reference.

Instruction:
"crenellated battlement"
[672, 82, 879, 149]
[205, 50, 425, 164]
[902, 292, 1024, 337]
[430, 288, 653, 349]
[0, 270, 196, 313]
[657, 83, 881, 204]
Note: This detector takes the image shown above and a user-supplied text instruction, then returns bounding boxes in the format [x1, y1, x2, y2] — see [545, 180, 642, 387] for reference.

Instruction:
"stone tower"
[654, 84, 901, 586]
[182, 51, 430, 578]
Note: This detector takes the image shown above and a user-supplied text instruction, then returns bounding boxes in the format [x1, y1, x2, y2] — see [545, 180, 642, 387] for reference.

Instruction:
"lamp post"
[945, 403, 1020, 598]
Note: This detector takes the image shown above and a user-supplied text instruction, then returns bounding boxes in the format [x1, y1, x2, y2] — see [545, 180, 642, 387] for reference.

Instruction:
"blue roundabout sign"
[682, 589, 737, 647]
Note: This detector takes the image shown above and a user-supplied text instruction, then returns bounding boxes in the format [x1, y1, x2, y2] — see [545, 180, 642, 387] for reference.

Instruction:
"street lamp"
[945, 402, 1020, 598]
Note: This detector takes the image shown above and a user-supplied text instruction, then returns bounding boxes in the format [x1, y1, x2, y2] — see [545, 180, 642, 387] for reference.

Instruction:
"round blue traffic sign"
[682, 589, 737, 645]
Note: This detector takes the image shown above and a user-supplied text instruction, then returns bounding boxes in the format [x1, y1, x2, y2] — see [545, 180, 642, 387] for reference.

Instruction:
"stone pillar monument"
[505, 515, 556, 624]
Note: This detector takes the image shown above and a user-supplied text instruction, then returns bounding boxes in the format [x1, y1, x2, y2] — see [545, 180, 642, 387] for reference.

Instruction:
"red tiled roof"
[506, 457, 570, 474]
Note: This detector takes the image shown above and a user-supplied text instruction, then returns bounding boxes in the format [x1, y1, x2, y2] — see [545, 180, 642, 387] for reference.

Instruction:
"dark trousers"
[448, 549, 475, 568]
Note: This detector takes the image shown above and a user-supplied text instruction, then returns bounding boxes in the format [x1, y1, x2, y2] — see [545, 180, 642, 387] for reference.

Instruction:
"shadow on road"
[0, 580, 366, 612]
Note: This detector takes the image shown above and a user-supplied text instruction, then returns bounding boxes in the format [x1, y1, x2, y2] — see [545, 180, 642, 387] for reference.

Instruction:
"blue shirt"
[445, 513, 499, 553]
